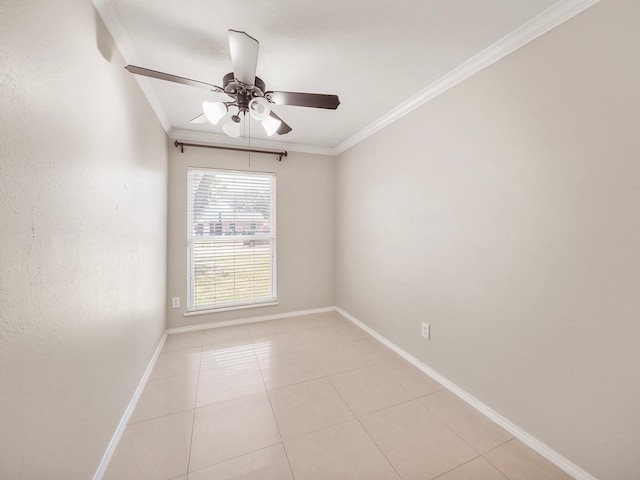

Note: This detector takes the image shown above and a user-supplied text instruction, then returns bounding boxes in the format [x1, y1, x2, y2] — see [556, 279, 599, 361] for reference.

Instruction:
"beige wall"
[335, 1, 640, 478]
[0, 0, 168, 478]
[166, 144, 334, 328]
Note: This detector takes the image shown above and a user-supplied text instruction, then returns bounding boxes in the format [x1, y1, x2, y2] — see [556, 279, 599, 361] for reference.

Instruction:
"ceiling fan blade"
[190, 113, 208, 124]
[228, 30, 259, 86]
[266, 91, 340, 110]
[125, 65, 223, 92]
[268, 111, 293, 135]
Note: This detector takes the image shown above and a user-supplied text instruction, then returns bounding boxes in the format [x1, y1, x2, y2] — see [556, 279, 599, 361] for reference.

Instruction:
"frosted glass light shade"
[248, 97, 270, 121]
[202, 101, 227, 125]
[222, 118, 241, 137]
[261, 115, 281, 136]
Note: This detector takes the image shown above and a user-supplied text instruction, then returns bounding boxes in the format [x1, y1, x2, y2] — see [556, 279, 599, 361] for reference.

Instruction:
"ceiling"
[94, 0, 590, 153]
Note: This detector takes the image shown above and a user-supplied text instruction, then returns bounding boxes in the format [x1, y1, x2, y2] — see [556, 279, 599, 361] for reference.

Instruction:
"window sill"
[184, 301, 280, 317]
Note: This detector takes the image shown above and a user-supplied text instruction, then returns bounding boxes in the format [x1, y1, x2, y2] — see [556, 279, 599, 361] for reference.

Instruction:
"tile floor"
[104, 311, 575, 480]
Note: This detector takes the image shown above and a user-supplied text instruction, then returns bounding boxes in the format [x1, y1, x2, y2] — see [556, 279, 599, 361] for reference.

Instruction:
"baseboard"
[335, 307, 598, 480]
[92, 330, 168, 480]
[167, 305, 336, 334]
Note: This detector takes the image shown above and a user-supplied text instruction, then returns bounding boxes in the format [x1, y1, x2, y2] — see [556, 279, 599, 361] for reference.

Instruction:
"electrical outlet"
[171, 297, 180, 309]
[421, 322, 430, 340]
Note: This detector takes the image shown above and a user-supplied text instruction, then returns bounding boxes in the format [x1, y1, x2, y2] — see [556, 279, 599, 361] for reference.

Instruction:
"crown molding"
[334, 0, 600, 155]
[168, 128, 336, 156]
[92, 0, 172, 132]
[94, 0, 599, 156]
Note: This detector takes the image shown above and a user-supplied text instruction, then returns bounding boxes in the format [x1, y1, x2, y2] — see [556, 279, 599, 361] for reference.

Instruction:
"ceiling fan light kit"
[261, 115, 282, 136]
[248, 97, 270, 121]
[125, 29, 340, 139]
[202, 101, 228, 125]
[222, 117, 241, 137]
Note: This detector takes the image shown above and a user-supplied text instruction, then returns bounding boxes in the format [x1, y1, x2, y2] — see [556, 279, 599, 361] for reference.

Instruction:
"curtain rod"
[174, 140, 287, 162]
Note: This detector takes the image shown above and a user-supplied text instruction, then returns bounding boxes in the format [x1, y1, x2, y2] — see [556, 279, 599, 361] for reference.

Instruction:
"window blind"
[187, 168, 276, 311]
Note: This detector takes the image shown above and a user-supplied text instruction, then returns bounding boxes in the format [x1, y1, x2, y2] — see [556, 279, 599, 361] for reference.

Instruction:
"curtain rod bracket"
[174, 140, 286, 161]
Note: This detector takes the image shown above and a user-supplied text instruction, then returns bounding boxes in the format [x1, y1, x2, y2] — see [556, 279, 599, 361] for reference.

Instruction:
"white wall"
[166, 144, 334, 328]
[0, 1, 168, 478]
[335, 1, 640, 478]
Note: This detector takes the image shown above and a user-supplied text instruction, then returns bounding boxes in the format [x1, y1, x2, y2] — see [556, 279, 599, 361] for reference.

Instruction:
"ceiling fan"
[125, 29, 340, 138]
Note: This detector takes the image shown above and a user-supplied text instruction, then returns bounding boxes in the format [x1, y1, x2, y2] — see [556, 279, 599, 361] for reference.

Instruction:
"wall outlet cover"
[421, 322, 430, 339]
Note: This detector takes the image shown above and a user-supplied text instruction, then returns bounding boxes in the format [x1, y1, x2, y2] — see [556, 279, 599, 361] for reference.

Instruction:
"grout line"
[430, 455, 485, 480]
[185, 443, 288, 479]
[330, 381, 405, 480]
[184, 339, 205, 480]
[257, 347, 297, 479]
[481, 438, 531, 480]
[482, 438, 516, 480]
[280, 415, 356, 443]
[413, 395, 484, 462]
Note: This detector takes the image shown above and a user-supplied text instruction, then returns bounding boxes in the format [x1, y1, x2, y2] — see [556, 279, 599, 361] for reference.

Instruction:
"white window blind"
[187, 168, 276, 311]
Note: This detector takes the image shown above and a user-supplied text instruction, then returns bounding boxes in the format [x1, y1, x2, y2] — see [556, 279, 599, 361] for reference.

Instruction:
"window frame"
[186, 167, 277, 313]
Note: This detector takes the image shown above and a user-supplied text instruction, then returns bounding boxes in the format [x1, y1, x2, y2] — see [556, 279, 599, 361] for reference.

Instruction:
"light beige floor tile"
[328, 365, 412, 416]
[203, 324, 251, 346]
[162, 330, 204, 352]
[294, 324, 348, 349]
[104, 410, 193, 480]
[197, 343, 264, 406]
[252, 332, 306, 359]
[435, 457, 509, 480]
[247, 318, 291, 338]
[196, 361, 266, 407]
[200, 342, 256, 370]
[379, 356, 443, 397]
[419, 390, 512, 453]
[285, 311, 346, 331]
[307, 341, 373, 376]
[284, 419, 401, 480]
[360, 400, 478, 479]
[351, 337, 402, 364]
[484, 439, 575, 480]
[318, 311, 349, 326]
[150, 347, 201, 380]
[189, 392, 281, 472]
[332, 321, 371, 341]
[258, 350, 324, 390]
[129, 374, 197, 423]
[269, 378, 353, 440]
[188, 444, 293, 480]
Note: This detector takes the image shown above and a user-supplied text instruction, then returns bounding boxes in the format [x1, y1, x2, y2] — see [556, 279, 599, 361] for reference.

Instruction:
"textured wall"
[0, 0, 168, 478]
[335, 1, 639, 478]
[166, 144, 335, 328]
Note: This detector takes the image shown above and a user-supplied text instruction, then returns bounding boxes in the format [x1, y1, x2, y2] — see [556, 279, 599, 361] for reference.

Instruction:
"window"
[187, 168, 276, 311]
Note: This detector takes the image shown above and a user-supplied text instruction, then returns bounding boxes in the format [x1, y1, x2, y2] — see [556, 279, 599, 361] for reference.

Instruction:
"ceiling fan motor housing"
[223, 72, 266, 100]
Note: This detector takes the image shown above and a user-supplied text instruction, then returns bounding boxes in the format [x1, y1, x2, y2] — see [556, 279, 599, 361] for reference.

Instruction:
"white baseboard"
[92, 330, 168, 480]
[335, 307, 598, 480]
[167, 305, 336, 334]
